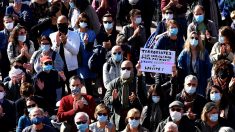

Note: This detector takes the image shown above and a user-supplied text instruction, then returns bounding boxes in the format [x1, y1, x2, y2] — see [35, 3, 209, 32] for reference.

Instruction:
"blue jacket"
[177, 49, 212, 96]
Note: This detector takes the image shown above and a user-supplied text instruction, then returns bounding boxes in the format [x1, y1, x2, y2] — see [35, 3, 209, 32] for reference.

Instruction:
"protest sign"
[139, 48, 175, 74]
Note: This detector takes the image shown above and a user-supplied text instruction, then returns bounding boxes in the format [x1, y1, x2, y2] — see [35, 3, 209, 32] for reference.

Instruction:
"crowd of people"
[0, 0, 235, 131]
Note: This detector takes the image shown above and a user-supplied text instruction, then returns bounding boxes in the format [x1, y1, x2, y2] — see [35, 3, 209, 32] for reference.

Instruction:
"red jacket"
[57, 94, 96, 131]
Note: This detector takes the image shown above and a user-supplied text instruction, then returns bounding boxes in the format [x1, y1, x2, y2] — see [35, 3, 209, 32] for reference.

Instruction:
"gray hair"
[164, 122, 178, 132]
[74, 112, 89, 123]
[219, 127, 235, 132]
[29, 107, 44, 117]
[184, 75, 198, 84]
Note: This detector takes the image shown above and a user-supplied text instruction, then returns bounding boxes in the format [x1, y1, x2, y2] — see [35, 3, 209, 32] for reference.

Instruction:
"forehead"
[26, 100, 35, 105]
[19, 28, 26, 32]
[70, 79, 81, 85]
[194, 7, 204, 14]
[103, 16, 112, 21]
[112, 46, 122, 52]
[185, 79, 197, 83]
[75, 115, 87, 122]
[191, 33, 198, 37]
[121, 61, 133, 67]
[4, 17, 13, 21]
[57, 16, 67, 23]
[0, 86, 4, 91]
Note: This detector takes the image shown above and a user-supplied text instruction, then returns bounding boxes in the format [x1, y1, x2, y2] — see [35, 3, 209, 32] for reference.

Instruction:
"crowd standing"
[0, 0, 235, 131]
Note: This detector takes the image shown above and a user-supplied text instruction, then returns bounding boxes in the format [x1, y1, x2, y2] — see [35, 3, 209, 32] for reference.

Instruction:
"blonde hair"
[125, 108, 140, 122]
[94, 104, 110, 118]
[230, 10, 235, 19]
[184, 31, 205, 60]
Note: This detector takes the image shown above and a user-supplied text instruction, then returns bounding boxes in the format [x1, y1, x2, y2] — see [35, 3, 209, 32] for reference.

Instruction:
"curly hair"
[214, 59, 234, 78]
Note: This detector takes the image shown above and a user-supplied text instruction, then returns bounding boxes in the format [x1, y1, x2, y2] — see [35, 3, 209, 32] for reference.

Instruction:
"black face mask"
[57, 23, 68, 34]
[218, 69, 229, 80]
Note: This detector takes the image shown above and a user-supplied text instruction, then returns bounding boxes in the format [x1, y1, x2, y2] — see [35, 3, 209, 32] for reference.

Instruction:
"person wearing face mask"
[117, 9, 146, 66]
[34, 56, 65, 114]
[17, 97, 52, 132]
[103, 46, 124, 89]
[74, 12, 97, 96]
[0, 15, 14, 80]
[96, 13, 119, 51]
[57, 76, 96, 132]
[187, 5, 218, 53]
[22, 107, 56, 132]
[210, 26, 235, 63]
[74, 112, 91, 132]
[156, 101, 196, 132]
[7, 24, 35, 64]
[140, 84, 165, 132]
[195, 102, 229, 132]
[30, 35, 64, 73]
[0, 82, 16, 132]
[178, 31, 212, 96]
[175, 75, 207, 121]
[104, 60, 147, 131]
[89, 104, 116, 132]
[122, 108, 149, 132]
[152, 20, 184, 57]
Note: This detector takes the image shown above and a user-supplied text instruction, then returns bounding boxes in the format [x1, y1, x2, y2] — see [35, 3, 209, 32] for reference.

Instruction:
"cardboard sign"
[139, 48, 175, 74]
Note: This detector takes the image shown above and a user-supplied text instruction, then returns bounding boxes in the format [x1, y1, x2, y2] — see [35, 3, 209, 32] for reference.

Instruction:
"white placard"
[139, 48, 175, 74]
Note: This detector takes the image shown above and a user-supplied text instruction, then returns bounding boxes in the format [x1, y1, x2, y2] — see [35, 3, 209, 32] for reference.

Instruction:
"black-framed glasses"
[170, 108, 182, 112]
[190, 37, 198, 40]
[14, 65, 23, 69]
[44, 62, 52, 65]
[187, 83, 197, 87]
[97, 113, 108, 116]
[113, 52, 121, 55]
[76, 121, 87, 125]
[121, 67, 132, 71]
[103, 21, 112, 24]
[27, 104, 36, 108]
[165, 12, 173, 14]
[129, 117, 140, 120]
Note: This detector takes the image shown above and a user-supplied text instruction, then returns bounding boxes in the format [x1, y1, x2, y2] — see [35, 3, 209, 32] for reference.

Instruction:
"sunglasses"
[113, 52, 121, 55]
[103, 21, 112, 24]
[97, 113, 108, 116]
[80, 20, 87, 23]
[121, 67, 132, 71]
[191, 37, 198, 40]
[165, 12, 173, 14]
[44, 62, 52, 65]
[76, 121, 87, 125]
[129, 117, 140, 120]
[14, 65, 23, 69]
[170, 108, 182, 112]
[27, 104, 36, 108]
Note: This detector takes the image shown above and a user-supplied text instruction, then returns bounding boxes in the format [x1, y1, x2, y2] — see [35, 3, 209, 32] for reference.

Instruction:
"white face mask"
[0, 92, 5, 100]
[79, 22, 88, 28]
[128, 0, 139, 5]
[185, 86, 196, 95]
[165, 14, 173, 20]
[170, 111, 182, 122]
[121, 69, 131, 79]
[18, 35, 26, 42]
[5, 22, 14, 30]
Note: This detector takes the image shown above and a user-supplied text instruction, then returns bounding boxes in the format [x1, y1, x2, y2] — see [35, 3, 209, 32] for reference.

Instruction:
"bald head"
[121, 60, 133, 69]
[57, 15, 68, 24]
[111, 45, 122, 53]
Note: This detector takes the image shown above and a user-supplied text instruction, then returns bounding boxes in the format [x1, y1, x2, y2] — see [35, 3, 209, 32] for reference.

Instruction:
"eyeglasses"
[97, 113, 108, 116]
[121, 67, 132, 71]
[165, 12, 173, 14]
[170, 108, 182, 112]
[187, 83, 197, 87]
[41, 43, 50, 45]
[129, 117, 140, 120]
[27, 104, 36, 108]
[14, 65, 23, 69]
[103, 21, 112, 24]
[190, 37, 198, 40]
[76, 121, 87, 125]
[44, 62, 52, 65]
[113, 52, 121, 55]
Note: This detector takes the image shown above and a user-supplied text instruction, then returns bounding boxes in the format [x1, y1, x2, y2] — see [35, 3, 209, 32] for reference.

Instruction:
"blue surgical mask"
[210, 93, 221, 102]
[169, 28, 178, 36]
[97, 115, 108, 122]
[18, 35, 26, 42]
[112, 54, 122, 62]
[76, 123, 88, 132]
[41, 45, 50, 52]
[190, 39, 199, 47]
[31, 117, 43, 125]
[209, 114, 218, 122]
[195, 15, 204, 23]
[185, 86, 196, 95]
[104, 23, 113, 30]
[42, 65, 53, 71]
[128, 119, 140, 128]
[71, 87, 81, 94]
[69, 2, 75, 9]
[152, 96, 160, 103]
[79, 22, 88, 28]
[135, 17, 142, 25]
[219, 36, 224, 44]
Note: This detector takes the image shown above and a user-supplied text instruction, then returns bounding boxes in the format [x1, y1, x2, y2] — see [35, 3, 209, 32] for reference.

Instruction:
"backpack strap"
[52, 51, 57, 62]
